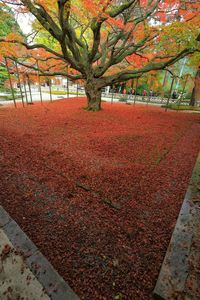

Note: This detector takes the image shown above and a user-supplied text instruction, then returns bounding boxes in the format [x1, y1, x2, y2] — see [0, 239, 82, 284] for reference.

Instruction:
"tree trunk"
[85, 83, 102, 111]
[5, 57, 16, 108]
[190, 88, 195, 106]
[189, 67, 200, 106]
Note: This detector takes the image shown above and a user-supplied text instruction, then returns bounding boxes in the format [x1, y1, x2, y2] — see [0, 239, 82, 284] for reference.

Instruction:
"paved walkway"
[154, 152, 200, 299]
[0, 229, 50, 300]
[1, 91, 199, 111]
[0, 92, 77, 106]
[0, 206, 79, 300]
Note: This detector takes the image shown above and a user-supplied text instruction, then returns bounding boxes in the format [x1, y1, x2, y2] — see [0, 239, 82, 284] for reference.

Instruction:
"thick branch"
[108, 0, 137, 18]
[89, 20, 104, 63]
[0, 38, 84, 72]
[21, 0, 62, 40]
[7, 56, 83, 80]
[100, 48, 198, 86]
[94, 34, 155, 77]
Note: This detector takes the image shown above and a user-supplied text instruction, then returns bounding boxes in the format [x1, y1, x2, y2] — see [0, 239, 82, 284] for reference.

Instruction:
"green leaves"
[0, 6, 21, 38]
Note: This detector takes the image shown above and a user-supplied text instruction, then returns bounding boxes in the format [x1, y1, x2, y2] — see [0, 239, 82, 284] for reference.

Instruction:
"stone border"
[0, 206, 80, 300]
[153, 152, 200, 299]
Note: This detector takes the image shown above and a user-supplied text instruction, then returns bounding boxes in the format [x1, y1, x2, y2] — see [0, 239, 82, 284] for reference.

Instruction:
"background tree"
[0, 0, 199, 110]
[190, 65, 200, 106]
[0, 5, 22, 90]
[188, 35, 200, 106]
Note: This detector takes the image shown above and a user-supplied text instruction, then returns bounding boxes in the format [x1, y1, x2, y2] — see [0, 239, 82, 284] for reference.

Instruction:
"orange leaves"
[179, 0, 200, 12]
[0, 32, 24, 57]
[179, 9, 200, 22]
[127, 54, 147, 68]
[139, 0, 147, 7]
[72, 0, 119, 27]
[0, 53, 4, 64]
[0, 42, 21, 58]
[33, 0, 58, 15]
[134, 23, 146, 41]
[155, 11, 167, 23]
[106, 16, 124, 30]
[5, 32, 23, 43]
[79, 0, 114, 17]
[0, 0, 199, 84]
[79, 0, 101, 18]
[155, 0, 200, 23]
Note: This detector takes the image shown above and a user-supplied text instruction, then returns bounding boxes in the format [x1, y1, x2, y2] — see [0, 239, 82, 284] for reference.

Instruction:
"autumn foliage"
[0, 0, 199, 110]
[0, 99, 200, 299]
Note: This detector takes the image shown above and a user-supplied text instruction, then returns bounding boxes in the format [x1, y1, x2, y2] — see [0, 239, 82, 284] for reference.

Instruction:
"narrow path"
[0, 206, 79, 300]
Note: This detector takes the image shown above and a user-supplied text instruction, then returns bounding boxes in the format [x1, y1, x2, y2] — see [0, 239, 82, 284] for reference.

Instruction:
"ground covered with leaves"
[0, 98, 200, 300]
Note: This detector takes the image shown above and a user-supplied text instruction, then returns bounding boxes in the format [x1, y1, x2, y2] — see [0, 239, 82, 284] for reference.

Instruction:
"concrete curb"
[153, 152, 200, 299]
[0, 206, 80, 300]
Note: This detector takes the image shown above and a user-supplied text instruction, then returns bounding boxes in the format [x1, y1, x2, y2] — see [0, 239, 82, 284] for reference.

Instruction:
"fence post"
[15, 62, 25, 107]
[134, 77, 139, 105]
[36, 60, 43, 104]
[23, 76, 28, 104]
[165, 76, 175, 112]
[5, 57, 16, 108]
[49, 79, 52, 102]
[27, 74, 33, 104]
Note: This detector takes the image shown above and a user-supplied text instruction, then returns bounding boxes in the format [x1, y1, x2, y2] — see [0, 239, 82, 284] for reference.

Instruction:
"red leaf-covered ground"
[0, 98, 200, 299]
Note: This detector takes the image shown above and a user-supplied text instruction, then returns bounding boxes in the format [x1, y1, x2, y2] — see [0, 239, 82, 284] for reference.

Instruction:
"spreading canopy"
[0, 0, 199, 109]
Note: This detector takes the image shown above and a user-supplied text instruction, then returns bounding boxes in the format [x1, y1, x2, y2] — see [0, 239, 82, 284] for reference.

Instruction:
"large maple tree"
[0, 0, 199, 110]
